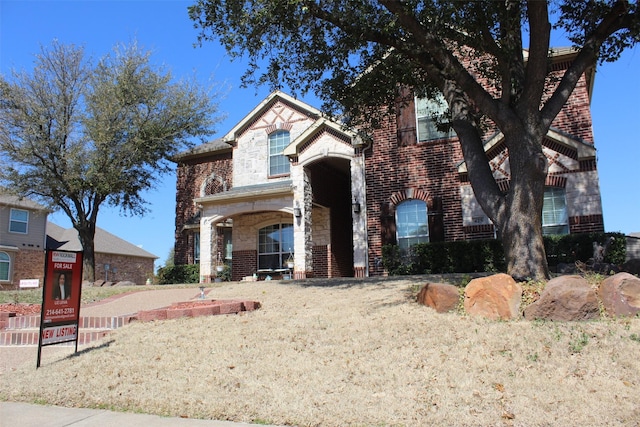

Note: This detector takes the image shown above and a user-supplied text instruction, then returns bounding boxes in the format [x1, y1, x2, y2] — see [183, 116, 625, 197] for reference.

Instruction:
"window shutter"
[428, 197, 445, 242]
[380, 203, 397, 246]
[396, 97, 417, 146]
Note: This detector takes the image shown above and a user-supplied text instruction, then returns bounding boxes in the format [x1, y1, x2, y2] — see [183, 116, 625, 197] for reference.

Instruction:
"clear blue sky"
[2, 1, 639, 268]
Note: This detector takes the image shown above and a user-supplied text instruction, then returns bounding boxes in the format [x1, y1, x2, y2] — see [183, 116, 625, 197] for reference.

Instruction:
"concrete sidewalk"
[0, 401, 278, 426]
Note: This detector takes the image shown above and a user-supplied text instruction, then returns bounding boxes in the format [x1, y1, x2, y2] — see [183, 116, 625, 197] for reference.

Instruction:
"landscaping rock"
[556, 263, 577, 274]
[598, 272, 640, 317]
[524, 275, 599, 321]
[463, 273, 522, 320]
[417, 282, 460, 313]
[621, 259, 640, 276]
[114, 281, 136, 287]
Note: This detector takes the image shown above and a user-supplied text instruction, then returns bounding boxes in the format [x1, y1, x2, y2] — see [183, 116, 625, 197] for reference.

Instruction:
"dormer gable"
[223, 91, 322, 145]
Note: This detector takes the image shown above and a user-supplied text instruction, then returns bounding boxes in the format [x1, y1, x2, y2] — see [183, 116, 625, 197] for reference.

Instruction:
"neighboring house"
[627, 233, 640, 262]
[0, 195, 48, 288]
[46, 222, 158, 285]
[174, 48, 604, 282]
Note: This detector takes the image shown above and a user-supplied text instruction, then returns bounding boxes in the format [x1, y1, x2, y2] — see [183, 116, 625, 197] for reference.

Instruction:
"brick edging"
[0, 298, 261, 346]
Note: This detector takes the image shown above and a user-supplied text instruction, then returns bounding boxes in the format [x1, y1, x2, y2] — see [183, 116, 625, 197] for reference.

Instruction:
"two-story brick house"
[0, 195, 49, 288]
[174, 48, 604, 282]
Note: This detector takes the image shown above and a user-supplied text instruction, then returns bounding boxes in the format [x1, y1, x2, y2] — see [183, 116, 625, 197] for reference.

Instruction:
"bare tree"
[0, 41, 222, 281]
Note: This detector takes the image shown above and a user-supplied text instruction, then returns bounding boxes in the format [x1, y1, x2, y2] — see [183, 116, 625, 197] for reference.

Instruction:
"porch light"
[352, 201, 361, 214]
[294, 207, 302, 218]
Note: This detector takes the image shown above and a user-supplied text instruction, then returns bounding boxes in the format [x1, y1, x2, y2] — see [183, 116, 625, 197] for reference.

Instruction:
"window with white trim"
[542, 187, 569, 235]
[268, 130, 290, 176]
[396, 199, 429, 250]
[416, 94, 455, 142]
[258, 223, 293, 270]
[0, 252, 10, 281]
[194, 232, 200, 264]
[9, 208, 28, 234]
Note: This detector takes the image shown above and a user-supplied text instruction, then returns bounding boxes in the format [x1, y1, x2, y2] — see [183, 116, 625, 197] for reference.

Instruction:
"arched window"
[258, 223, 293, 270]
[0, 252, 10, 282]
[200, 173, 227, 197]
[396, 199, 429, 250]
[268, 130, 290, 176]
[542, 187, 569, 235]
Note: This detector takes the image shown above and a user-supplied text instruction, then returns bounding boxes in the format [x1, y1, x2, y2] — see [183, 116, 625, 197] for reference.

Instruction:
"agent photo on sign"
[52, 272, 72, 300]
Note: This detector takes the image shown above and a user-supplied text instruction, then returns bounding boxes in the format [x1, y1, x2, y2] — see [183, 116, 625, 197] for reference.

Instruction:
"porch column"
[199, 216, 214, 283]
[291, 164, 312, 278]
[351, 150, 368, 277]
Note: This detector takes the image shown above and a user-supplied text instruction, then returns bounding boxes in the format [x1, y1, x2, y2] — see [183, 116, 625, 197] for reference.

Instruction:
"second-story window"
[269, 130, 290, 176]
[9, 208, 28, 234]
[415, 94, 455, 142]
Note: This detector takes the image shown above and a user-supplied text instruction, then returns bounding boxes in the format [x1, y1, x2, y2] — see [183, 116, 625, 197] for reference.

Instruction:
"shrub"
[543, 232, 626, 267]
[156, 264, 200, 284]
[381, 232, 626, 276]
[382, 239, 506, 276]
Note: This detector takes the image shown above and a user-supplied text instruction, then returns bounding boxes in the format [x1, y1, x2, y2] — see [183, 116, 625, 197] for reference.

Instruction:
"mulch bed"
[0, 304, 41, 316]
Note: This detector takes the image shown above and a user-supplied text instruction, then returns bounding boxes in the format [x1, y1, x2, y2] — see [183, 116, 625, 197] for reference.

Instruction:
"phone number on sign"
[45, 307, 74, 316]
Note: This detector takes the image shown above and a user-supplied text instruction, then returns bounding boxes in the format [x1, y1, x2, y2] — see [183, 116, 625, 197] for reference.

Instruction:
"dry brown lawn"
[1, 276, 639, 426]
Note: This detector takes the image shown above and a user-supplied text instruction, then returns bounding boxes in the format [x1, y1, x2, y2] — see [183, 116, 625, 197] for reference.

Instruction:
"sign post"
[37, 249, 84, 368]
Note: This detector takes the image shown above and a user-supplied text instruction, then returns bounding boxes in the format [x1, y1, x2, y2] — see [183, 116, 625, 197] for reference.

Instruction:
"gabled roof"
[173, 138, 232, 162]
[282, 117, 365, 157]
[194, 180, 293, 206]
[46, 222, 158, 259]
[524, 47, 595, 100]
[457, 127, 597, 174]
[0, 194, 49, 211]
[223, 91, 322, 143]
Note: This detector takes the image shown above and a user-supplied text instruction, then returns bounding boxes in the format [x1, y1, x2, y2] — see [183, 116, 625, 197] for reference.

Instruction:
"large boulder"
[621, 259, 640, 276]
[417, 282, 460, 313]
[463, 274, 522, 320]
[524, 275, 599, 321]
[598, 272, 640, 317]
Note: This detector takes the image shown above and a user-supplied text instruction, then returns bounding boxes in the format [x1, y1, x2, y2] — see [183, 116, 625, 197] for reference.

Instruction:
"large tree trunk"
[497, 132, 550, 281]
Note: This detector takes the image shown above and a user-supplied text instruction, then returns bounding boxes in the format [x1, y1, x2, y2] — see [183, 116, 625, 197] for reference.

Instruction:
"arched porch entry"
[305, 157, 354, 278]
[285, 119, 369, 279]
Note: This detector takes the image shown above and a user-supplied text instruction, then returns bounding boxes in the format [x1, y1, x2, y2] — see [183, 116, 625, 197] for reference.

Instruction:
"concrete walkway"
[0, 401, 276, 426]
[81, 287, 209, 317]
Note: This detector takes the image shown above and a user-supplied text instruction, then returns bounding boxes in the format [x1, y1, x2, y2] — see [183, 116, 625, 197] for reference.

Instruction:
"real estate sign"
[37, 250, 83, 368]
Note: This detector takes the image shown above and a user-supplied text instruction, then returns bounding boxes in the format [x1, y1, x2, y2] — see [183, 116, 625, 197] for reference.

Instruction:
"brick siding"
[232, 250, 257, 281]
[312, 245, 329, 278]
[569, 215, 605, 234]
[174, 152, 233, 265]
[94, 253, 155, 286]
[12, 249, 44, 289]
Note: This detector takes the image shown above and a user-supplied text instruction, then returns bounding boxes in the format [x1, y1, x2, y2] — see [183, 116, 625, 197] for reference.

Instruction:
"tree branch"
[541, 0, 631, 126]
